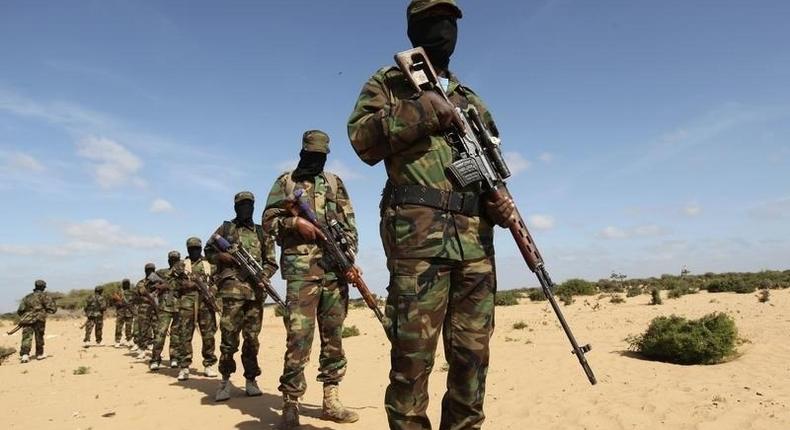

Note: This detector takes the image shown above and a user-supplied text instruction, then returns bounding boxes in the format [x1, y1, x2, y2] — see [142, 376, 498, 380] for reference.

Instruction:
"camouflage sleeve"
[17, 296, 28, 316]
[347, 68, 440, 166]
[45, 294, 57, 313]
[335, 176, 358, 253]
[204, 224, 224, 265]
[260, 233, 279, 280]
[99, 297, 107, 312]
[262, 174, 294, 241]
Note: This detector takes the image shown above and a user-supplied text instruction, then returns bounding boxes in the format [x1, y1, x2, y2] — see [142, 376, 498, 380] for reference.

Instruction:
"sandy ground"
[1, 288, 789, 430]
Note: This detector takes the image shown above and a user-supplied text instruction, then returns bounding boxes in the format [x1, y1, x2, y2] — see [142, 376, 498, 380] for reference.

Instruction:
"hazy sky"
[1, 0, 789, 311]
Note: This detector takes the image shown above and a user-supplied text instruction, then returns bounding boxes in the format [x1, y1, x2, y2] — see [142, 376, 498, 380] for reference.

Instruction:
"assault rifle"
[287, 189, 387, 330]
[113, 291, 130, 308]
[6, 312, 36, 335]
[172, 263, 219, 313]
[210, 234, 287, 309]
[141, 272, 166, 307]
[395, 47, 597, 385]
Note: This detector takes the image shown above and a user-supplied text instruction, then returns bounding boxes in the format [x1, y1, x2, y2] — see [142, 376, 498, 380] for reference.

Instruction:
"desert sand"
[1, 288, 788, 430]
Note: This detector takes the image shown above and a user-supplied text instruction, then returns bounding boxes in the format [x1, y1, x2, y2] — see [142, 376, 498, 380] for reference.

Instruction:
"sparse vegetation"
[556, 279, 597, 297]
[342, 325, 360, 338]
[758, 290, 770, 303]
[626, 286, 642, 297]
[559, 292, 574, 306]
[73, 366, 91, 375]
[627, 313, 738, 365]
[527, 289, 546, 302]
[650, 288, 663, 305]
[512, 321, 528, 330]
[610, 294, 625, 304]
[0, 346, 16, 365]
[495, 290, 521, 306]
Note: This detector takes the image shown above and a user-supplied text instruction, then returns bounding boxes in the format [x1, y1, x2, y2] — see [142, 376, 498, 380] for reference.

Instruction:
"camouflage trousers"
[385, 257, 496, 430]
[20, 321, 46, 356]
[84, 316, 104, 343]
[219, 297, 263, 380]
[151, 310, 180, 364]
[135, 306, 157, 349]
[115, 314, 134, 343]
[278, 278, 349, 397]
[178, 302, 218, 369]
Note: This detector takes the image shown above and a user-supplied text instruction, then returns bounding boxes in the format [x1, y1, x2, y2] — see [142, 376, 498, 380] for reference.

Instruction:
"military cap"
[234, 191, 255, 203]
[144, 263, 156, 271]
[302, 130, 330, 154]
[407, 0, 463, 21]
[34, 279, 47, 289]
[168, 250, 181, 260]
[186, 236, 202, 248]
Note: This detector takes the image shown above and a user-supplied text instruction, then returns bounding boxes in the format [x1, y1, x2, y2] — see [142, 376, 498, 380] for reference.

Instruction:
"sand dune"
[1, 288, 788, 429]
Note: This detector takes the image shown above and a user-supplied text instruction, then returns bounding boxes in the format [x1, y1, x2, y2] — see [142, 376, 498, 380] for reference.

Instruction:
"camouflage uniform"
[83, 290, 108, 343]
[347, 1, 498, 428]
[134, 273, 158, 350]
[205, 192, 278, 380]
[263, 132, 358, 399]
[17, 281, 58, 358]
[177, 240, 219, 370]
[114, 282, 135, 344]
[151, 256, 183, 366]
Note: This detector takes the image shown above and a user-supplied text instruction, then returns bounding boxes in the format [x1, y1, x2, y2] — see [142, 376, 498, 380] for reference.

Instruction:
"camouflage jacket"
[83, 294, 107, 318]
[135, 277, 158, 310]
[156, 266, 181, 313]
[263, 171, 358, 281]
[205, 219, 278, 301]
[347, 66, 498, 261]
[177, 257, 218, 311]
[114, 289, 135, 317]
[17, 291, 57, 323]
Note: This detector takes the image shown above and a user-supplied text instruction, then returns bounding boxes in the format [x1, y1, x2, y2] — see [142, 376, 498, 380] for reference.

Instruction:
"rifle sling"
[385, 183, 480, 216]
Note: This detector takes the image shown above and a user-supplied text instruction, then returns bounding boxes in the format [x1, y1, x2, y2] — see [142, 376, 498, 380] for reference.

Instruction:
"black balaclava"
[234, 200, 255, 226]
[122, 279, 130, 290]
[145, 267, 155, 277]
[291, 150, 327, 182]
[408, 14, 458, 71]
[188, 246, 202, 262]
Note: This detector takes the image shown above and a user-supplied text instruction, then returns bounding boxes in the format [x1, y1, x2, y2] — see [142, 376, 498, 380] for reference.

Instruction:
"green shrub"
[495, 291, 521, 306]
[0, 346, 16, 365]
[512, 321, 528, 330]
[650, 288, 662, 305]
[610, 294, 625, 304]
[559, 292, 574, 306]
[73, 366, 91, 375]
[527, 289, 546, 302]
[706, 279, 754, 294]
[627, 313, 738, 365]
[626, 286, 642, 297]
[758, 290, 770, 303]
[342, 325, 360, 338]
[556, 279, 597, 297]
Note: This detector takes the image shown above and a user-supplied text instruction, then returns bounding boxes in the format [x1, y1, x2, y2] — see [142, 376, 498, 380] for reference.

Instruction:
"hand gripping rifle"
[210, 234, 287, 309]
[395, 47, 597, 385]
[172, 264, 219, 313]
[287, 189, 387, 330]
[6, 312, 36, 335]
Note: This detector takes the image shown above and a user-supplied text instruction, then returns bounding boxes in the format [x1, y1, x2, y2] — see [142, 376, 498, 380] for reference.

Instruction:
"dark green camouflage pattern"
[278, 278, 350, 397]
[178, 258, 218, 368]
[347, 66, 498, 261]
[114, 288, 135, 343]
[134, 277, 157, 349]
[407, 0, 463, 20]
[17, 291, 56, 356]
[263, 171, 358, 281]
[83, 293, 107, 343]
[151, 265, 182, 363]
[384, 256, 496, 430]
[218, 297, 263, 379]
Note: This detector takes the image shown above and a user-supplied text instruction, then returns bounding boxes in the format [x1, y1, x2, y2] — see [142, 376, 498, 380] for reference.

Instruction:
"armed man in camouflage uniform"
[113, 279, 135, 348]
[83, 286, 108, 347]
[133, 263, 158, 357]
[150, 251, 183, 371]
[205, 191, 278, 401]
[17, 280, 58, 363]
[176, 236, 219, 381]
[263, 130, 359, 428]
[347, 1, 514, 429]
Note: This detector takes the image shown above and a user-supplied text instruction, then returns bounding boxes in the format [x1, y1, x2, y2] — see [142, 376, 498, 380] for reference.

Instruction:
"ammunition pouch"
[384, 182, 480, 217]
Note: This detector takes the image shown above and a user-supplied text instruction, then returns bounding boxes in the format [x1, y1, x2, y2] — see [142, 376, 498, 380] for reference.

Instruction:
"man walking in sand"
[17, 279, 58, 363]
[113, 278, 135, 348]
[263, 130, 360, 428]
[83, 285, 108, 347]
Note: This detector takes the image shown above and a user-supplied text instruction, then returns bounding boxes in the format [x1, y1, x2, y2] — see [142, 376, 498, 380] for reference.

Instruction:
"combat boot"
[280, 394, 300, 429]
[321, 384, 359, 423]
[215, 377, 233, 402]
[169, 358, 178, 368]
[36, 354, 47, 360]
[20, 354, 29, 363]
[203, 366, 218, 378]
[149, 361, 161, 371]
[130, 344, 139, 352]
[177, 368, 189, 381]
[245, 379, 263, 397]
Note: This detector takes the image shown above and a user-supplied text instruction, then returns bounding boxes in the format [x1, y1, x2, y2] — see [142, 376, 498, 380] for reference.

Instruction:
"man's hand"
[217, 252, 235, 266]
[417, 91, 464, 132]
[292, 217, 326, 242]
[485, 193, 515, 227]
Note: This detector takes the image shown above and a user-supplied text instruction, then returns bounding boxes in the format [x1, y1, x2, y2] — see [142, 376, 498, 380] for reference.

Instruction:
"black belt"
[387, 184, 480, 216]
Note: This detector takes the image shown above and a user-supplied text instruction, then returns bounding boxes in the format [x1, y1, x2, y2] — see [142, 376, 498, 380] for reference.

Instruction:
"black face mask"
[187, 246, 202, 262]
[234, 200, 255, 225]
[408, 15, 458, 71]
[145, 268, 154, 277]
[292, 150, 327, 182]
